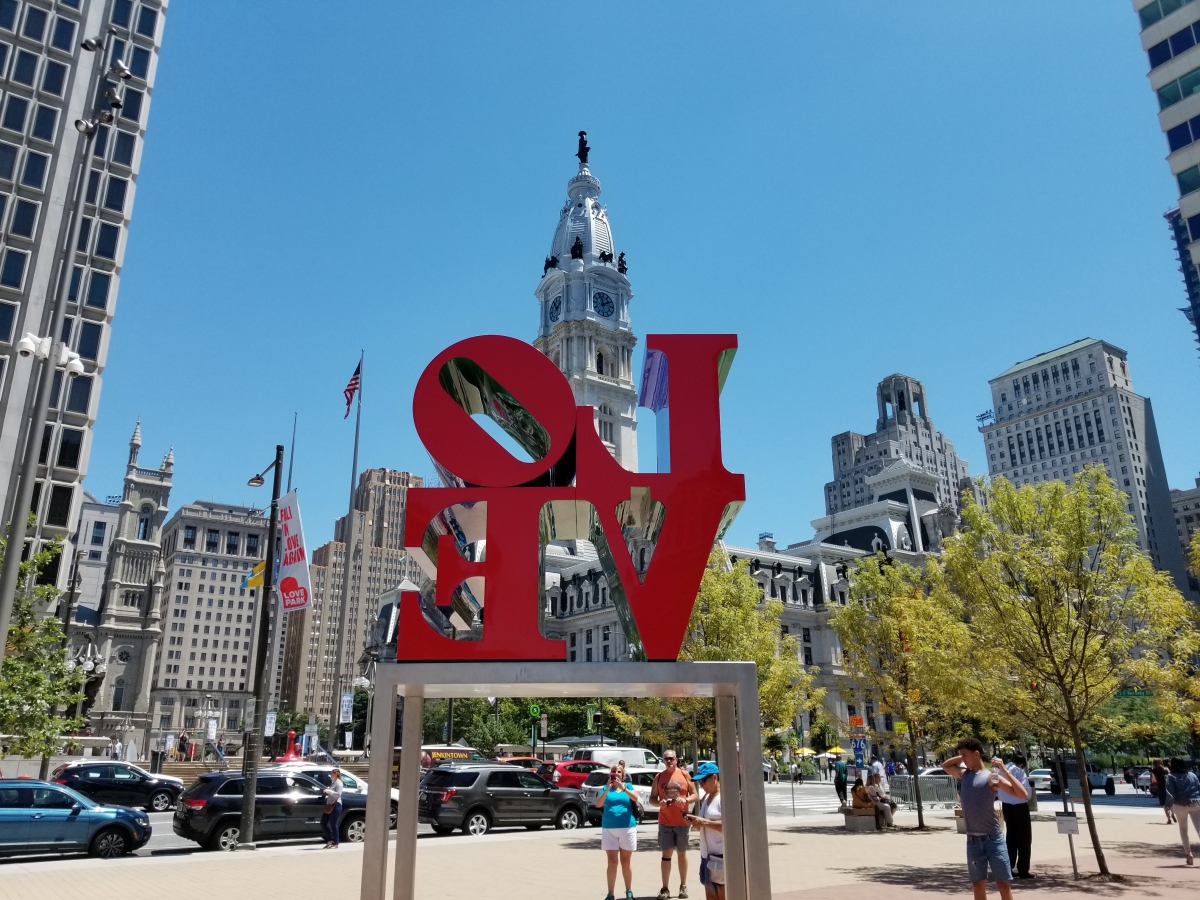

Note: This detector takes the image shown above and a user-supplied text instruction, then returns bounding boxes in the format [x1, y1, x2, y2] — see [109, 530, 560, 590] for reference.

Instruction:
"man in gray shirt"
[942, 737, 1028, 900]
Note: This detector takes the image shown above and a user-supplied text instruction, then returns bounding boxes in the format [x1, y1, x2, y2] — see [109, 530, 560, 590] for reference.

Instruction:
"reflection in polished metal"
[358, 661, 770, 900]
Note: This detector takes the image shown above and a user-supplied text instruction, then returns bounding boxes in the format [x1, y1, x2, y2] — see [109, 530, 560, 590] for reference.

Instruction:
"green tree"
[832, 552, 970, 828]
[808, 714, 838, 755]
[0, 533, 85, 757]
[612, 550, 822, 758]
[941, 467, 1200, 874]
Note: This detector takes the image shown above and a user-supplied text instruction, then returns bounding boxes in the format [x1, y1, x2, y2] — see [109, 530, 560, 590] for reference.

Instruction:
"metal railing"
[890, 774, 960, 809]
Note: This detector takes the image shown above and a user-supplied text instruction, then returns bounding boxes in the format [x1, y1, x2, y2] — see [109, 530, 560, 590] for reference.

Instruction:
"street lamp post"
[0, 30, 130, 669]
[237, 445, 284, 849]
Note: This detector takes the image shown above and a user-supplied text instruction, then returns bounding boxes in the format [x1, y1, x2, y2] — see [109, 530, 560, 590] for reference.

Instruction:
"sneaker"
[658, 890, 671, 900]
[626, 893, 635, 900]
[605, 894, 614, 900]
[679, 886, 689, 899]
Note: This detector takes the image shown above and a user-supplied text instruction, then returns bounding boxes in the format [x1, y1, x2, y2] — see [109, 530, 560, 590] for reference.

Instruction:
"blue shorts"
[966, 832, 1012, 883]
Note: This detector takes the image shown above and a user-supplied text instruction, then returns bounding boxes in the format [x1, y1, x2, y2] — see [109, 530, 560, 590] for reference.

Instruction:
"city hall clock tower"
[533, 133, 638, 471]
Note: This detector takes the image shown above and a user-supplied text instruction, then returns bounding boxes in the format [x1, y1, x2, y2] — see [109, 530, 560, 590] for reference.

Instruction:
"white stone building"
[979, 337, 1192, 596]
[532, 133, 638, 471]
[1169, 473, 1200, 593]
[64, 420, 170, 754]
[148, 498, 268, 752]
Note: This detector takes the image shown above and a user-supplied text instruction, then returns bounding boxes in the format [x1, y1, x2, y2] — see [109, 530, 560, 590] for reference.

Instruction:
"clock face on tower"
[594, 291, 614, 318]
[549, 296, 562, 322]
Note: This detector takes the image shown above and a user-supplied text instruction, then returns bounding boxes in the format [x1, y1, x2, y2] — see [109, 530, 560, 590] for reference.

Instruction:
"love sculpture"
[360, 333, 770, 900]
[398, 332, 745, 661]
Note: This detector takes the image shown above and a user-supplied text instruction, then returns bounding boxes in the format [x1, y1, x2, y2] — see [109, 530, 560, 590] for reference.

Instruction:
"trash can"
[149, 750, 164, 774]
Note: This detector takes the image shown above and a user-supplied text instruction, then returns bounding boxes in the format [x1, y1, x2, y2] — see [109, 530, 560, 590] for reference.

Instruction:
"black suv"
[418, 763, 586, 836]
[51, 761, 184, 812]
[173, 771, 368, 851]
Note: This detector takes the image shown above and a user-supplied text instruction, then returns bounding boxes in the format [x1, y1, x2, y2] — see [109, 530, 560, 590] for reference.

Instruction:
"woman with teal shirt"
[596, 766, 638, 900]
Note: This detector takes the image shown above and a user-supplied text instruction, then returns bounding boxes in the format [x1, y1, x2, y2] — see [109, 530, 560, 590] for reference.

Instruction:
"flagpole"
[261, 411, 299, 722]
[286, 412, 297, 493]
[330, 351, 363, 748]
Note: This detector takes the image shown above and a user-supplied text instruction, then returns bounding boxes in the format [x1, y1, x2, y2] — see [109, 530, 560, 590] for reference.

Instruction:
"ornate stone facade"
[533, 143, 638, 470]
[69, 421, 172, 755]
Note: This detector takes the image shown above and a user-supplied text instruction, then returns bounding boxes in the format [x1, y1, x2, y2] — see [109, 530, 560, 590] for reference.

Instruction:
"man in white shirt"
[998, 754, 1033, 879]
[870, 756, 889, 794]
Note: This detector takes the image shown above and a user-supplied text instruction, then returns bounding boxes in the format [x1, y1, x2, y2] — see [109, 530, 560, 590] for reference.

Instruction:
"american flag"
[343, 361, 361, 418]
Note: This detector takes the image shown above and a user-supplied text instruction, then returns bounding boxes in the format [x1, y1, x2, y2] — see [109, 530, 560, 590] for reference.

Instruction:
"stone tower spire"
[533, 133, 639, 470]
[128, 418, 142, 467]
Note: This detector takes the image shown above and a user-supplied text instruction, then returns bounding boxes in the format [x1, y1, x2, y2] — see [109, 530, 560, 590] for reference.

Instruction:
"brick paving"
[0, 808, 1196, 899]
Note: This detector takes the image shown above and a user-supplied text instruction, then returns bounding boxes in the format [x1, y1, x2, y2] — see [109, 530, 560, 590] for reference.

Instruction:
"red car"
[538, 760, 608, 788]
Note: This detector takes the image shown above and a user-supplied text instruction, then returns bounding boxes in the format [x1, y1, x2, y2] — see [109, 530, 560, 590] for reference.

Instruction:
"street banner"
[206, 718, 218, 741]
[264, 710, 277, 738]
[339, 691, 354, 724]
[345, 730, 354, 749]
[277, 489, 312, 612]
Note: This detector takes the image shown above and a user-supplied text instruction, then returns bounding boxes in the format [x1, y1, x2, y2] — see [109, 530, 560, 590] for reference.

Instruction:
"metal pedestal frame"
[358, 661, 771, 900]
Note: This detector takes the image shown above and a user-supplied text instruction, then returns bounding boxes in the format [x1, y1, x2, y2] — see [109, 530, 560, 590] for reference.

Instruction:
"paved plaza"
[1, 804, 1196, 900]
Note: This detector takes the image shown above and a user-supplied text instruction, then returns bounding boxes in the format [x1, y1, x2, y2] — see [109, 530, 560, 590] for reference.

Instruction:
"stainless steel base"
[358, 661, 771, 900]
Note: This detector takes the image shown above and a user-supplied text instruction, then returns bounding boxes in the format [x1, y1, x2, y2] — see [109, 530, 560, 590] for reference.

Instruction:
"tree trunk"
[908, 729, 925, 829]
[1069, 725, 1109, 875]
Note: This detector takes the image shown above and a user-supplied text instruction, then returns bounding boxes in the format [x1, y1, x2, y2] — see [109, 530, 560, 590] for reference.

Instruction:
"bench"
[839, 806, 880, 831]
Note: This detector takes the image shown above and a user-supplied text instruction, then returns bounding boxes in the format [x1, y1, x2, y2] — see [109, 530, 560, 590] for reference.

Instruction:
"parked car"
[1027, 769, 1053, 792]
[581, 767, 661, 826]
[570, 746, 664, 771]
[173, 771, 368, 851]
[262, 763, 398, 828]
[0, 778, 152, 858]
[1124, 765, 1152, 786]
[1049, 760, 1115, 796]
[417, 763, 586, 836]
[496, 757, 547, 771]
[537, 759, 609, 789]
[50, 760, 184, 813]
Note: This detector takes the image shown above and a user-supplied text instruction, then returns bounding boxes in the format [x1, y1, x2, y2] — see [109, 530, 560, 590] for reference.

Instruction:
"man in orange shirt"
[650, 750, 699, 899]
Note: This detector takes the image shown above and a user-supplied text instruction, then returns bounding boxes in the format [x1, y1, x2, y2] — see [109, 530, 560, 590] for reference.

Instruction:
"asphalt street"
[0, 779, 1156, 866]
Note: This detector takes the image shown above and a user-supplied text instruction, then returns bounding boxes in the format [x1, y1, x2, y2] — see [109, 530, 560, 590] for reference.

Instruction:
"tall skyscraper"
[0, 1, 166, 588]
[281, 468, 422, 718]
[1135, 1, 1200, 351]
[979, 337, 1192, 594]
[825, 375, 972, 516]
[532, 134, 638, 470]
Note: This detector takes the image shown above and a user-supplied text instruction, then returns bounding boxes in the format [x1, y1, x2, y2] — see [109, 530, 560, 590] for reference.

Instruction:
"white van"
[571, 746, 663, 771]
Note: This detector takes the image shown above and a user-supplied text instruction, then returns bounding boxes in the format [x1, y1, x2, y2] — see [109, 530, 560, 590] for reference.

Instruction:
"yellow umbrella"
[797, 748, 815, 756]
[826, 745, 847, 755]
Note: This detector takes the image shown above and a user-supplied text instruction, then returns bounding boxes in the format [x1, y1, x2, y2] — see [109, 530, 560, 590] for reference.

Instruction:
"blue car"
[0, 778, 152, 858]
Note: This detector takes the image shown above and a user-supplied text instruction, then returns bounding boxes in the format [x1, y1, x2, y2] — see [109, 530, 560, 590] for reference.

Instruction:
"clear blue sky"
[89, 1, 1198, 552]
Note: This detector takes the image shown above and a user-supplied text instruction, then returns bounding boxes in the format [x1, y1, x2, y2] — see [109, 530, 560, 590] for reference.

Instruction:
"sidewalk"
[1, 808, 1195, 899]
